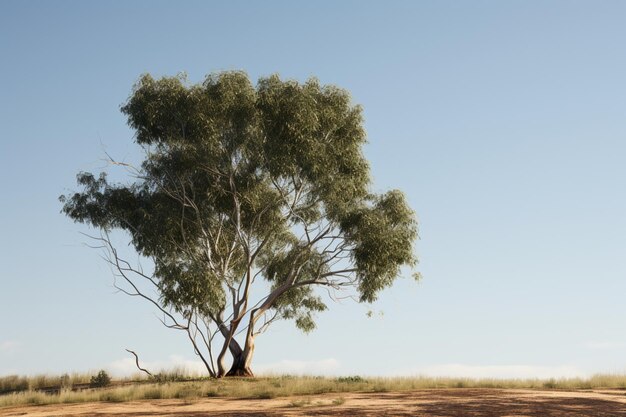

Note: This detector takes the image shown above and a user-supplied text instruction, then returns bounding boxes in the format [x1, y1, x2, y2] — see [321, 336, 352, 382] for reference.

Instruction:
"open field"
[1, 388, 626, 416]
[2, 374, 626, 415]
[3, 374, 626, 407]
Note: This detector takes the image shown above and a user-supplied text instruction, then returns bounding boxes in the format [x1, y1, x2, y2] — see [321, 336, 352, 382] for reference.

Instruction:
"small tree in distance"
[61, 71, 418, 377]
[90, 370, 111, 388]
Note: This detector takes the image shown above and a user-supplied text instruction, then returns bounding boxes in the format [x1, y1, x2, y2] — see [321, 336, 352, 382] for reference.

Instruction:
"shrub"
[336, 376, 364, 383]
[543, 378, 557, 389]
[90, 370, 111, 388]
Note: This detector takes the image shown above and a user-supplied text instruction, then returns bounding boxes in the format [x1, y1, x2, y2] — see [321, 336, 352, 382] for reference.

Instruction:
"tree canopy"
[61, 71, 418, 377]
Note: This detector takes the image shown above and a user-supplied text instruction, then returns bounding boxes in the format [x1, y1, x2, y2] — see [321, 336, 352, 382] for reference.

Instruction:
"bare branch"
[125, 349, 154, 379]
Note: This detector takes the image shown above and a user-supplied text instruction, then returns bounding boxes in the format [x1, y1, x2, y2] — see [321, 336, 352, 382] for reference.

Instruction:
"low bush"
[336, 376, 365, 383]
[90, 370, 111, 388]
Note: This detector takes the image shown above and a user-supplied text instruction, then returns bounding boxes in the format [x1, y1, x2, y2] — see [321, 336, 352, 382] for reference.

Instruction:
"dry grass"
[1, 373, 626, 408]
[0, 373, 93, 393]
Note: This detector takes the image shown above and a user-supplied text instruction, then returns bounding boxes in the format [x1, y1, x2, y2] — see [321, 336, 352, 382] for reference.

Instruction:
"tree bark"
[212, 313, 245, 377]
[226, 335, 254, 377]
[217, 327, 242, 377]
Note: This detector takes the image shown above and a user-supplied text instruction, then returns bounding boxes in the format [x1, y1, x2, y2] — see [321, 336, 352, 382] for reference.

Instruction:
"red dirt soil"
[1, 388, 625, 416]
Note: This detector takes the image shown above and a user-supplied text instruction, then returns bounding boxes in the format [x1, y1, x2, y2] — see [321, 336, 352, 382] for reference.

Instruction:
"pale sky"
[1, 0, 626, 379]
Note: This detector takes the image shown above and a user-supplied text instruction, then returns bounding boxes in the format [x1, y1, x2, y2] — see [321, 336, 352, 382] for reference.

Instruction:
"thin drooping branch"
[94, 232, 218, 377]
[125, 349, 154, 378]
[185, 316, 217, 378]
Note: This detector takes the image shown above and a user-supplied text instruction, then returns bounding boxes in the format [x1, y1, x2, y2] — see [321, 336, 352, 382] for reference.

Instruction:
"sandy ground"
[1, 389, 626, 416]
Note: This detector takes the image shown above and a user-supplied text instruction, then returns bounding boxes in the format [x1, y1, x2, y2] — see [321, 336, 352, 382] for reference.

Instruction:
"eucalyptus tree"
[61, 71, 418, 377]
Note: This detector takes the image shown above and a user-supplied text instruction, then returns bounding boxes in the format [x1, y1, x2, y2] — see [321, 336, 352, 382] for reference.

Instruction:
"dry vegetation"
[2, 372, 626, 409]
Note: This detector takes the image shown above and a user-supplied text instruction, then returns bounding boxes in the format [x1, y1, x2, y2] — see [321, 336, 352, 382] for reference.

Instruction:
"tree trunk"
[217, 335, 245, 377]
[226, 335, 255, 377]
[226, 353, 253, 377]
[213, 316, 246, 377]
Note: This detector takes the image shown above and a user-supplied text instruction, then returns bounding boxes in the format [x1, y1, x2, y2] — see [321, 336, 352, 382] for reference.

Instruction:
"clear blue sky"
[1, 0, 626, 378]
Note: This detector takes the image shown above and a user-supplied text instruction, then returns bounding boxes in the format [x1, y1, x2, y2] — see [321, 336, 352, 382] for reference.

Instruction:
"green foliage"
[60, 71, 418, 370]
[340, 191, 417, 302]
[89, 370, 111, 388]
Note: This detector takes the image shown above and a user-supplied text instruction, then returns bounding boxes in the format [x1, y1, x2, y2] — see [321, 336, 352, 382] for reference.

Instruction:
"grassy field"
[1, 372, 626, 408]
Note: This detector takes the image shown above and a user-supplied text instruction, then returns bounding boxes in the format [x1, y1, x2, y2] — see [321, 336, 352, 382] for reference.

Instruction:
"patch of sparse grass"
[142, 387, 163, 400]
[0, 375, 28, 394]
[0, 373, 95, 395]
[543, 378, 558, 389]
[3, 373, 626, 408]
[154, 367, 192, 383]
[332, 396, 346, 406]
[256, 390, 276, 399]
[288, 398, 311, 407]
[204, 389, 219, 397]
[173, 385, 201, 399]
[101, 391, 124, 402]
[287, 396, 346, 408]
[372, 383, 389, 393]
[24, 393, 44, 405]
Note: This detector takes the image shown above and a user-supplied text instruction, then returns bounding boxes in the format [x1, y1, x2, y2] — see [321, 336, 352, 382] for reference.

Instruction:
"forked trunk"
[226, 353, 254, 377]
[226, 334, 255, 377]
[216, 334, 247, 377]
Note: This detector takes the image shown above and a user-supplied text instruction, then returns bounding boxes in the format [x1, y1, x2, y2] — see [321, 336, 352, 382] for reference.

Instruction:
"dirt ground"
[1, 389, 625, 417]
